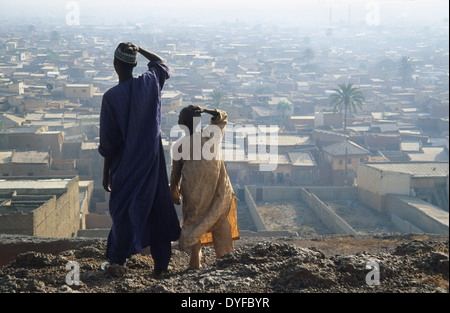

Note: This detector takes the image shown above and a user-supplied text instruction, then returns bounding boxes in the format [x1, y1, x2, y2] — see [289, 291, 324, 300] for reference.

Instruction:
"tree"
[302, 48, 315, 64]
[46, 50, 60, 61]
[329, 83, 364, 134]
[398, 56, 414, 88]
[210, 89, 226, 108]
[50, 30, 60, 41]
[277, 100, 292, 128]
[254, 85, 275, 95]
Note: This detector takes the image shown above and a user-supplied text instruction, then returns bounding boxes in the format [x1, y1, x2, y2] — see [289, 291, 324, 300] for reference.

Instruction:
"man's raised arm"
[137, 46, 165, 63]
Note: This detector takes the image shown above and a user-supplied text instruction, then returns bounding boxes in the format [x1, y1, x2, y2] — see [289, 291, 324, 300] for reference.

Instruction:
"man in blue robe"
[98, 42, 180, 276]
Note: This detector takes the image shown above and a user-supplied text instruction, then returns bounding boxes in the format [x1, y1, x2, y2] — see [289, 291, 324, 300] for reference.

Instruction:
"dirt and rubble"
[256, 200, 398, 235]
[257, 201, 333, 235]
[0, 233, 448, 293]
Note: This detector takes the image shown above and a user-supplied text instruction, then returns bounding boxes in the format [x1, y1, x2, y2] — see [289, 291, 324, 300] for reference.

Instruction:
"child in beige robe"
[170, 106, 239, 269]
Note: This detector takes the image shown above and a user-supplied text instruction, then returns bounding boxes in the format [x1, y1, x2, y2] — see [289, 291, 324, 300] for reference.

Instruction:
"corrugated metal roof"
[323, 140, 370, 156]
[288, 151, 317, 167]
[277, 135, 313, 147]
[400, 141, 421, 152]
[364, 162, 449, 177]
[407, 147, 449, 162]
[0, 151, 12, 164]
[24, 113, 44, 121]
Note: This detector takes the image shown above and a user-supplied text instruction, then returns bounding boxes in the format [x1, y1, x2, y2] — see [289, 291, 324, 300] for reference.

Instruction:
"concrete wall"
[357, 164, 411, 212]
[261, 186, 300, 202]
[244, 185, 358, 235]
[381, 171, 410, 196]
[244, 186, 266, 231]
[390, 213, 424, 234]
[357, 188, 383, 213]
[258, 186, 358, 202]
[305, 186, 357, 201]
[299, 187, 357, 235]
[386, 194, 449, 234]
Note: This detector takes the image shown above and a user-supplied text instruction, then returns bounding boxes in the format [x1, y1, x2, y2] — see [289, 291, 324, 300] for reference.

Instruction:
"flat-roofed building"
[357, 161, 449, 212]
[0, 150, 50, 177]
[64, 84, 95, 100]
[0, 126, 63, 159]
[0, 176, 81, 237]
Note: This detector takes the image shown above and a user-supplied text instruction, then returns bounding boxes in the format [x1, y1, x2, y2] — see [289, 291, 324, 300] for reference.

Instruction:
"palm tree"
[210, 89, 226, 108]
[398, 56, 414, 88]
[329, 83, 364, 134]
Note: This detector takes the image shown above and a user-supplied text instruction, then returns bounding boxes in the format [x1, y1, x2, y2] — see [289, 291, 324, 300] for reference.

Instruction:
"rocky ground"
[0, 233, 448, 294]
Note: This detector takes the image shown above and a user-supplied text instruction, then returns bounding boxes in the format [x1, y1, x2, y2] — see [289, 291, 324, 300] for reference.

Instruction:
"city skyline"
[1, 0, 448, 27]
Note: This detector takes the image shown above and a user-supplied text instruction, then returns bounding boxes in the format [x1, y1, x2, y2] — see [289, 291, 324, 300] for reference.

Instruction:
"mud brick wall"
[0, 214, 33, 235]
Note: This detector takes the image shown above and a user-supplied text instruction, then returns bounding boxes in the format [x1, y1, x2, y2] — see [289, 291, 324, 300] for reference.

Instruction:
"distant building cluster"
[0, 21, 448, 237]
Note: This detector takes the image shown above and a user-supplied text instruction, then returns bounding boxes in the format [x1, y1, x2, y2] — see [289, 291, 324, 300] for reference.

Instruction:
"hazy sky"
[1, 0, 449, 26]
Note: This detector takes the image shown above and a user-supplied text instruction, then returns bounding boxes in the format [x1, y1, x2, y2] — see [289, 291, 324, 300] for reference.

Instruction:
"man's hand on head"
[119, 42, 139, 52]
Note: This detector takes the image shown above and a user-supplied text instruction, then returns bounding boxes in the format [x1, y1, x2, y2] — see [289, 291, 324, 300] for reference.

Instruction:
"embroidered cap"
[114, 42, 138, 65]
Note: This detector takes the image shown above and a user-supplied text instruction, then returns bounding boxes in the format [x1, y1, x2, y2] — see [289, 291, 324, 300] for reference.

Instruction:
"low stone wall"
[386, 194, 449, 234]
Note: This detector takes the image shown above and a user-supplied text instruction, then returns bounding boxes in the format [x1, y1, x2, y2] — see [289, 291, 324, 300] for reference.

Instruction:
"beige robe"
[170, 110, 239, 252]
